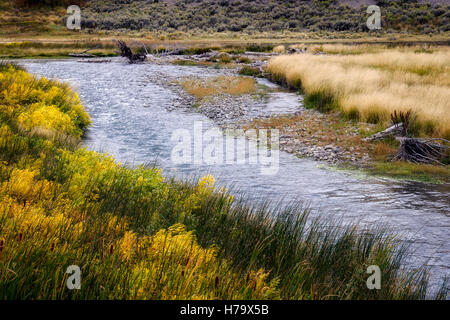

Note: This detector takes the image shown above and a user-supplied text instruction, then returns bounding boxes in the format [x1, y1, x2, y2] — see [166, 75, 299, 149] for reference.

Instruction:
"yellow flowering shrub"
[0, 65, 90, 137]
[124, 224, 279, 300]
[18, 104, 78, 136]
[183, 175, 216, 213]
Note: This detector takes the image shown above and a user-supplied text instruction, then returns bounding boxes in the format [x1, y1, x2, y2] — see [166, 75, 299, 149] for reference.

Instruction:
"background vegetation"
[78, 0, 450, 34]
[2, 0, 449, 38]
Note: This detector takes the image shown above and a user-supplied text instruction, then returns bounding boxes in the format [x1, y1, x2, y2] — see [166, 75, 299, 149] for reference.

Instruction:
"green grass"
[304, 90, 339, 113]
[239, 66, 262, 77]
[368, 161, 450, 183]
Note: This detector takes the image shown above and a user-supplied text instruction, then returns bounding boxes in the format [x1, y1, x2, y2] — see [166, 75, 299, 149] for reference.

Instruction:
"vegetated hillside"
[77, 0, 450, 34]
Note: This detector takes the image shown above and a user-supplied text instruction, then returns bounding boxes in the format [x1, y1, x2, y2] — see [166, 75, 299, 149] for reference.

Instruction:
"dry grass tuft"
[273, 45, 286, 54]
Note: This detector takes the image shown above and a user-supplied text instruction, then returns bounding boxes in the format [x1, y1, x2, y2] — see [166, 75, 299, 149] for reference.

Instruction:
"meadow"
[0, 62, 447, 300]
[266, 45, 450, 139]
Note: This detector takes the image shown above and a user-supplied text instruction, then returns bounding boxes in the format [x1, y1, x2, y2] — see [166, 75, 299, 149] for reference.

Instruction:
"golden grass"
[180, 76, 256, 99]
[267, 48, 450, 138]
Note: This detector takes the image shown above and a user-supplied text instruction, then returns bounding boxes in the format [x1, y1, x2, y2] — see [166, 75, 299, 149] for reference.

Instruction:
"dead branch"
[394, 137, 449, 165]
[115, 40, 146, 64]
[391, 109, 413, 137]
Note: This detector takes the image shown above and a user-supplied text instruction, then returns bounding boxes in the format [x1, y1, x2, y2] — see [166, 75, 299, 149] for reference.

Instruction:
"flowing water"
[23, 59, 449, 293]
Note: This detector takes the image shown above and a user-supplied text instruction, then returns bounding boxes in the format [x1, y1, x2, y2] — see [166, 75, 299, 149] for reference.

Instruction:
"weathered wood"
[363, 123, 404, 142]
[68, 46, 102, 58]
[394, 137, 449, 165]
[244, 52, 275, 57]
[78, 59, 111, 63]
[68, 53, 95, 58]
[116, 40, 147, 64]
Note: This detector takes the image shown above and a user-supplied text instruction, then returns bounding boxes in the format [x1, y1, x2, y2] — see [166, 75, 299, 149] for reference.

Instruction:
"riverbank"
[2, 62, 445, 299]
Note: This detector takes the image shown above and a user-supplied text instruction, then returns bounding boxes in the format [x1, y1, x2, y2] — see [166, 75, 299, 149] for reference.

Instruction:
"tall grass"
[266, 48, 450, 138]
[0, 63, 447, 300]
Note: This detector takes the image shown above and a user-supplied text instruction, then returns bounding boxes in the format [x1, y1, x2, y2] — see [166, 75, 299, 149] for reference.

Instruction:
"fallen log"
[393, 137, 449, 165]
[68, 53, 95, 58]
[78, 59, 112, 63]
[68, 46, 102, 58]
[363, 123, 404, 142]
[244, 51, 275, 57]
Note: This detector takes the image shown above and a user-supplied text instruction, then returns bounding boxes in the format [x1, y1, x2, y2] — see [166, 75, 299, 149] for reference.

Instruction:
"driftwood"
[116, 40, 147, 63]
[363, 123, 404, 142]
[163, 49, 185, 56]
[364, 109, 448, 165]
[244, 51, 275, 57]
[68, 53, 95, 58]
[78, 59, 112, 63]
[391, 110, 412, 136]
[68, 46, 101, 58]
[394, 137, 449, 165]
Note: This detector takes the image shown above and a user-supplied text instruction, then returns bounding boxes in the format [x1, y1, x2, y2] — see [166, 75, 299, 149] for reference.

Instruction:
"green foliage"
[304, 90, 338, 113]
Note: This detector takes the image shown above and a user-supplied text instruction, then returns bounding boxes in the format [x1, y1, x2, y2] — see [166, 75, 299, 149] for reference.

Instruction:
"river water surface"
[23, 59, 449, 293]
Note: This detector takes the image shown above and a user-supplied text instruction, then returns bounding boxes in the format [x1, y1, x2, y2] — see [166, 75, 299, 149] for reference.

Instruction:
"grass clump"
[273, 45, 286, 54]
[171, 59, 211, 67]
[180, 76, 256, 100]
[369, 161, 450, 183]
[0, 64, 446, 300]
[239, 66, 262, 77]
